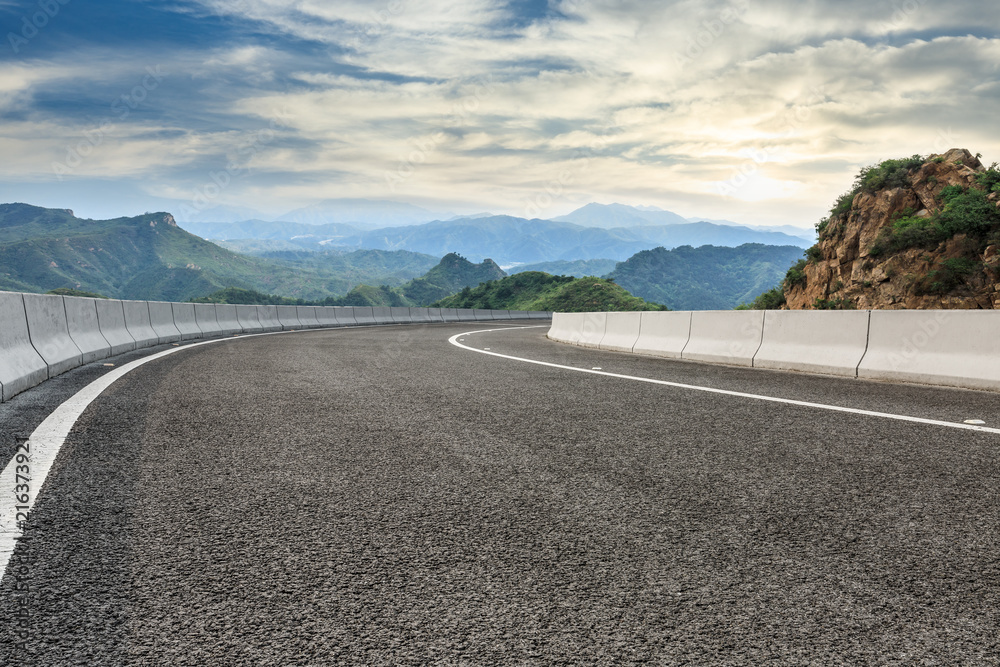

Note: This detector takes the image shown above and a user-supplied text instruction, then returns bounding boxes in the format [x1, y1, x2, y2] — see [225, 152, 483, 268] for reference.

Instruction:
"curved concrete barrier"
[236, 305, 264, 332]
[858, 310, 1000, 391]
[314, 307, 339, 327]
[276, 306, 303, 330]
[171, 302, 203, 340]
[390, 307, 412, 323]
[599, 312, 642, 353]
[473, 309, 495, 322]
[136, 302, 172, 345]
[255, 305, 283, 332]
[426, 308, 445, 323]
[296, 306, 321, 329]
[194, 303, 223, 337]
[683, 310, 764, 367]
[441, 308, 461, 322]
[457, 309, 477, 322]
[215, 304, 242, 335]
[509, 310, 529, 320]
[548, 312, 588, 345]
[95, 299, 137, 356]
[407, 308, 433, 324]
[23, 293, 83, 377]
[528, 311, 552, 320]
[631, 311, 692, 359]
[493, 310, 513, 321]
[754, 311, 871, 377]
[0, 292, 48, 401]
[372, 307, 394, 325]
[352, 307, 376, 325]
[331, 307, 358, 326]
[64, 296, 112, 364]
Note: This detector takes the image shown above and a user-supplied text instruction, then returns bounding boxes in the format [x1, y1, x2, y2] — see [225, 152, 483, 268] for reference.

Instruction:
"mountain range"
[179, 207, 812, 265]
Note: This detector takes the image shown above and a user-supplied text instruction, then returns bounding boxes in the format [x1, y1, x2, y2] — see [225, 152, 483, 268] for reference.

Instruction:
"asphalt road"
[1, 322, 999, 665]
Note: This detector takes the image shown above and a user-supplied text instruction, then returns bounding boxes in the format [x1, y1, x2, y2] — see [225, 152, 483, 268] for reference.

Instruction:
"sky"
[0, 0, 998, 228]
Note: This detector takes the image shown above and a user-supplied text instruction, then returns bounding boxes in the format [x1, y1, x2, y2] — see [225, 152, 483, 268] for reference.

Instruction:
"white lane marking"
[448, 327, 1000, 436]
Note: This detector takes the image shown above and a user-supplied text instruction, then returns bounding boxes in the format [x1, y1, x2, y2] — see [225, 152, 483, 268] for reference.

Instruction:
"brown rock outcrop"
[785, 149, 1000, 310]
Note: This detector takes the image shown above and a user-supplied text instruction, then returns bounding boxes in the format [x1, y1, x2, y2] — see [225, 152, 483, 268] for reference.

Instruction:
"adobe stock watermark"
[887, 311, 950, 372]
[674, 0, 751, 68]
[345, 0, 407, 51]
[7, 0, 70, 54]
[522, 134, 614, 219]
[879, 0, 927, 33]
[51, 66, 167, 180]
[715, 85, 827, 197]
[384, 74, 496, 193]
[179, 109, 293, 219]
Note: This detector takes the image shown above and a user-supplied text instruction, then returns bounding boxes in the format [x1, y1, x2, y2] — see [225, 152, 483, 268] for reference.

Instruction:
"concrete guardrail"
[0, 290, 550, 402]
[548, 309, 1000, 392]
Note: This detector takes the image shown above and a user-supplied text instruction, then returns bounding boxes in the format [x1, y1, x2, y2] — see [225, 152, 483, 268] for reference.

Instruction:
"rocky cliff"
[785, 149, 1000, 309]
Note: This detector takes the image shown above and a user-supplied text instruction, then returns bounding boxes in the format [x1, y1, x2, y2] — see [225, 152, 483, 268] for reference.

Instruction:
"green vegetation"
[0, 204, 443, 302]
[915, 257, 983, 295]
[190, 287, 302, 305]
[508, 259, 619, 278]
[819, 155, 927, 241]
[869, 172, 1000, 257]
[735, 286, 786, 310]
[606, 243, 805, 310]
[433, 272, 665, 312]
[46, 287, 108, 299]
[811, 296, 856, 310]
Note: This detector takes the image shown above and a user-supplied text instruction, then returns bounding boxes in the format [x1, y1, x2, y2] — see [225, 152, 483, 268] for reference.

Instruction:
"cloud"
[0, 0, 997, 226]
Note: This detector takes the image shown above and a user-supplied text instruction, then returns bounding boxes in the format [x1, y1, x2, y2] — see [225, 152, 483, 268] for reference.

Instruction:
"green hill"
[606, 243, 804, 310]
[508, 258, 619, 278]
[433, 272, 665, 312]
[323, 253, 506, 307]
[0, 204, 440, 301]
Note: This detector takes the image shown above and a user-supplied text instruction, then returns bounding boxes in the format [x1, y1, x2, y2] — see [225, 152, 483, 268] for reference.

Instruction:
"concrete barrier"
[372, 307, 394, 324]
[599, 312, 642, 353]
[236, 305, 264, 332]
[215, 304, 242, 335]
[509, 310, 529, 320]
[314, 307, 339, 327]
[276, 306, 303, 330]
[134, 301, 171, 346]
[858, 310, 1000, 391]
[457, 309, 477, 322]
[296, 306, 321, 329]
[352, 307, 376, 325]
[631, 311, 692, 359]
[441, 308, 461, 322]
[0, 292, 48, 401]
[194, 303, 223, 336]
[682, 311, 764, 367]
[529, 311, 552, 320]
[331, 307, 358, 326]
[63, 296, 112, 364]
[548, 312, 588, 345]
[473, 309, 495, 322]
[171, 302, 203, 340]
[492, 310, 513, 320]
[23, 293, 83, 377]
[255, 305, 283, 332]
[754, 310, 871, 377]
[426, 308, 445, 323]
[407, 308, 434, 323]
[390, 307, 412, 323]
[95, 299, 137, 356]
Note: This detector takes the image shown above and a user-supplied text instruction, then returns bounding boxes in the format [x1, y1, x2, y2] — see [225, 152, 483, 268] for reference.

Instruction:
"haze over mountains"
[179, 200, 813, 265]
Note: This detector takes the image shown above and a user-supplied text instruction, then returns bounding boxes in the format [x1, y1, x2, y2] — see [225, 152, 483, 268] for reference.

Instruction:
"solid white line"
[449, 327, 1000, 436]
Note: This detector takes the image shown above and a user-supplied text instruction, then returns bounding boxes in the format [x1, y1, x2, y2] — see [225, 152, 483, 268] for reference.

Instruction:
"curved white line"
[449, 327, 1000, 436]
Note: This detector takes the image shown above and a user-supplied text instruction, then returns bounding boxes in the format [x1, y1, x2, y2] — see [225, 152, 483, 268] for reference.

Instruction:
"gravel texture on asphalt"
[1, 322, 999, 665]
